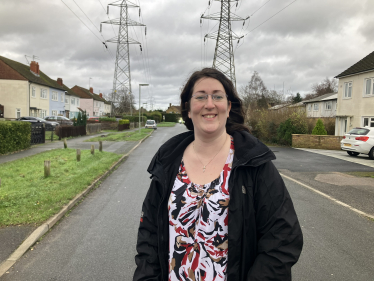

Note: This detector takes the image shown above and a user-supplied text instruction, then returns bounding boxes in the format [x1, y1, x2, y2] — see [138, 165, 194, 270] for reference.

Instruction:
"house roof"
[303, 92, 337, 104]
[335, 50, 374, 78]
[71, 86, 106, 102]
[0, 56, 65, 90]
[268, 103, 290, 110]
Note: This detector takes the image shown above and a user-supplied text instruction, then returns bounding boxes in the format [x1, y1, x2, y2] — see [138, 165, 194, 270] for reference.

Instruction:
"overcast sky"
[1, 0, 373, 110]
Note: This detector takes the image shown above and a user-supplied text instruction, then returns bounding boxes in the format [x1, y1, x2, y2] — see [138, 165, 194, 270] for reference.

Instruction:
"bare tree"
[103, 89, 135, 116]
[305, 77, 338, 100]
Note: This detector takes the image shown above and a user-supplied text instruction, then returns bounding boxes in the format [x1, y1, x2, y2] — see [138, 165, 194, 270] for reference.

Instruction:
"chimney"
[99, 93, 103, 98]
[169, 103, 171, 107]
[89, 87, 93, 94]
[30, 61, 40, 75]
[57, 78, 63, 86]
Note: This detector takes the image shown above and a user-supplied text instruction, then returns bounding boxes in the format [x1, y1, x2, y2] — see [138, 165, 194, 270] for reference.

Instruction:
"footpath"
[0, 129, 151, 277]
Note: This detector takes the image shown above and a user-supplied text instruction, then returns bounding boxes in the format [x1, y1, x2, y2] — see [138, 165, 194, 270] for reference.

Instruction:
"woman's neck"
[193, 130, 228, 155]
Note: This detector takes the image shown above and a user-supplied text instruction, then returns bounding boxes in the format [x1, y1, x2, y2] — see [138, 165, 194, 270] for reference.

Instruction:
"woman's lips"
[202, 114, 217, 119]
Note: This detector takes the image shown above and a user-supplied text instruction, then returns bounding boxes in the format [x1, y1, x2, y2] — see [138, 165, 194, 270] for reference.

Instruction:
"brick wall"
[100, 121, 118, 130]
[292, 134, 344, 150]
[86, 123, 101, 134]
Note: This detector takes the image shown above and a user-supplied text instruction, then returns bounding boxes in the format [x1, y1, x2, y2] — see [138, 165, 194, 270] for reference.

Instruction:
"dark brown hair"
[180, 67, 249, 135]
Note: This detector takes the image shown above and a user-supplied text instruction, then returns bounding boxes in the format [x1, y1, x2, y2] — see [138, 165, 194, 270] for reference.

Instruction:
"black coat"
[133, 130, 303, 281]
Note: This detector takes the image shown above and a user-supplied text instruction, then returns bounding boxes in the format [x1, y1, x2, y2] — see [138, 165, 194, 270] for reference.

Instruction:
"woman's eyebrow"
[193, 90, 225, 94]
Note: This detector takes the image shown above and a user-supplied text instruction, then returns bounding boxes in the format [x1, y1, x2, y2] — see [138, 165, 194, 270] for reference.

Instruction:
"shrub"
[122, 115, 146, 123]
[0, 121, 31, 154]
[99, 117, 117, 122]
[277, 112, 308, 145]
[312, 119, 327, 135]
[119, 119, 130, 125]
[163, 113, 180, 123]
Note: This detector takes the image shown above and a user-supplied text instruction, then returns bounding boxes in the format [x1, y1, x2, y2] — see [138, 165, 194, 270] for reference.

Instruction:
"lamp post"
[139, 84, 149, 133]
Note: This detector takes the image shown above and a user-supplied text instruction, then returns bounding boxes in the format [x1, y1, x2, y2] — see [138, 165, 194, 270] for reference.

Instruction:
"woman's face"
[188, 77, 231, 138]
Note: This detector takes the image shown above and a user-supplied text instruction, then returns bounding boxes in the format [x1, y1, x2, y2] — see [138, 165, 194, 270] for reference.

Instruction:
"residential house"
[71, 86, 107, 117]
[303, 92, 337, 118]
[0, 56, 66, 119]
[334, 50, 374, 135]
[166, 103, 181, 114]
[56, 78, 80, 119]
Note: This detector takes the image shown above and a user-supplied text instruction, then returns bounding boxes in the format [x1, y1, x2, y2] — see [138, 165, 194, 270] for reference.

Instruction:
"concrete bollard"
[99, 141, 102, 152]
[91, 145, 95, 155]
[63, 138, 67, 149]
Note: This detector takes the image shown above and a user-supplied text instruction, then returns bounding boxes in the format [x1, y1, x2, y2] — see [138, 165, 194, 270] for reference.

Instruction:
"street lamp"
[139, 84, 149, 133]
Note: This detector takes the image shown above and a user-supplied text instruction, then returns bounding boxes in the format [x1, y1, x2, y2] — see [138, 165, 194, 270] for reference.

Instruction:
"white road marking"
[280, 173, 374, 220]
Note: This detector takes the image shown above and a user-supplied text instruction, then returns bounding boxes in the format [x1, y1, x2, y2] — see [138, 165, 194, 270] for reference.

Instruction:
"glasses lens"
[212, 94, 225, 101]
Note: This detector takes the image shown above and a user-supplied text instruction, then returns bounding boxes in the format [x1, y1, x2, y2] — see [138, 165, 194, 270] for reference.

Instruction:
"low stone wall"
[292, 134, 344, 150]
[87, 123, 101, 134]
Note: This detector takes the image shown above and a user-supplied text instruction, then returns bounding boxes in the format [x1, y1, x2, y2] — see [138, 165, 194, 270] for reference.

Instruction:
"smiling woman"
[133, 68, 303, 281]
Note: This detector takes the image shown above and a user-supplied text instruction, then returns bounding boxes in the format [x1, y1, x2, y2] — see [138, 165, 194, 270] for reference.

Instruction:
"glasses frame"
[191, 93, 228, 102]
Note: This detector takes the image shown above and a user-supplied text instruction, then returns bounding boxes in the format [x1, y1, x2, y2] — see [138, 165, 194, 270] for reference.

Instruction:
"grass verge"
[157, 122, 176, 127]
[0, 149, 121, 226]
[85, 128, 152, 142]
[344, 171, 374, 179]
[45, 131, 59, 141]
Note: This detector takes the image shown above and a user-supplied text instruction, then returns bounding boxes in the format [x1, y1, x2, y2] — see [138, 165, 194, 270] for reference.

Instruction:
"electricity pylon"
[202, 0, 248, 87]
[101, 0, 145, 109]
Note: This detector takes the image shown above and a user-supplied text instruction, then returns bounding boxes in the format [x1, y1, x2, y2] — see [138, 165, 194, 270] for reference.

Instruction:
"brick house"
[166, 103, 181, 114]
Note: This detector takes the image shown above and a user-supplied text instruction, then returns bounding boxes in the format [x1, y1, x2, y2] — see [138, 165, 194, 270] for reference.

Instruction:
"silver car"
[341, 127, 374, 159]
[145, 120, 157, 130]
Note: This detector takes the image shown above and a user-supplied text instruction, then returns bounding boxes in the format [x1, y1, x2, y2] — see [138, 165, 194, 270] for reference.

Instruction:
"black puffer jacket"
[134, 130, 303, 281]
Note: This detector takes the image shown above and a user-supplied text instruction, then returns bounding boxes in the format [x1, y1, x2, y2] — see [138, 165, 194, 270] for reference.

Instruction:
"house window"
[65, 96, 69, 104]
[16, 108, 21, 118]
[31, 87, 36, 98]
[52, 91, 58, 101]
[71, 98, 75, 105]
[325, 101, 332, 110]
[52, 110, 58, 116]
[41, 110, 47, 118]
[364, 78, 374, 96]
[61, 93, 64, 102]
[344, 82, 352, 98]
[313, 103, 319, 111]
[40, 89, 47, 99]
[363, 117, 374, 127]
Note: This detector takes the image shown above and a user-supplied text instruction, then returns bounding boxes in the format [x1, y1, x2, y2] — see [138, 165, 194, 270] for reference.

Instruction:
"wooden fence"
[56, 125, 86, 140]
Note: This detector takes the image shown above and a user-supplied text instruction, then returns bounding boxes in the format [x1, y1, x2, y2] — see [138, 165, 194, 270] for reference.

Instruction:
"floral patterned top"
[168, 136, 234, 281]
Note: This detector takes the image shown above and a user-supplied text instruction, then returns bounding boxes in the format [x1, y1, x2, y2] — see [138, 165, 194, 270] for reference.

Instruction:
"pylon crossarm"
[202, 12, 247, 21]
[109, 1, 139, 8]
[101, 18, 145, 26]
[107, 37, 141, 44]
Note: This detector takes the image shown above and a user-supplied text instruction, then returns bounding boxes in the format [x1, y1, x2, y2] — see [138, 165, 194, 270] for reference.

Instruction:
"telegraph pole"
[101, 0, 145, 114]
[202, 0, 248, 87]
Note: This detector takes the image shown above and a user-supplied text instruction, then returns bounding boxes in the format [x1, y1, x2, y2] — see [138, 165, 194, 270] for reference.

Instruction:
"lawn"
[45, 130, 59, 141]
[85, 128, 152, 142]
[157, 122, 176, 127]
[0, 149, 121, 226]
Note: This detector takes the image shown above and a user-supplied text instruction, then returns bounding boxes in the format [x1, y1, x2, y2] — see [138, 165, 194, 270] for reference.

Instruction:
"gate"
[30, 123, 45, 145]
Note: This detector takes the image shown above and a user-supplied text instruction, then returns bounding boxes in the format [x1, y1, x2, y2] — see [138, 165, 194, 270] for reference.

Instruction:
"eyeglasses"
[191, 93, 228, 102]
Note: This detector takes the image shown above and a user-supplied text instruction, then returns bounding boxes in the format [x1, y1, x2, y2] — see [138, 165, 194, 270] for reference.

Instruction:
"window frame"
[16, 108, 21, 118]
[52, 91, 58, 101]
[31, 86, 36, 98]
[343, 82, 352, 98]
[71, 97, 75, 105]
[313, 103, 319, 111]
[364, 78, 374, 96]
[363, 116, 374, 127]
[325, 101, 332, 110]
[40, 88, 48, 99]
[52, 110, 58, 116]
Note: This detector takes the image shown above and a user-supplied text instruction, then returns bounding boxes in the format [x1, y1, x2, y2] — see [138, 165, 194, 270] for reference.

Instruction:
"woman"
[133, 68, 303, 281]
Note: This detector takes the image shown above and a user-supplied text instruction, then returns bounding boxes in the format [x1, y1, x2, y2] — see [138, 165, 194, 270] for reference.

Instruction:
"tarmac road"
[1, 128, 374, 280]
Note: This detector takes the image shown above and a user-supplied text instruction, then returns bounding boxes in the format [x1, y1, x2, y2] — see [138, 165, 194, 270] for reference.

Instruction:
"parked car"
[45, 116, 73, 126]
[16, 116, 59, 128]
[88, 117, 100, 122]
[145, 120, 157, 130]
[341, 127, 374, 159]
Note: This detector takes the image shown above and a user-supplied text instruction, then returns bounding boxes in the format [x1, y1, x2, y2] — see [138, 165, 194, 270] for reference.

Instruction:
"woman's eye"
[196, 96, 206, 100]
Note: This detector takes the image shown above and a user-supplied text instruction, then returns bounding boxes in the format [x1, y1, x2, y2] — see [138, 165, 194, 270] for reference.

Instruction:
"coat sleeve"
[133, 178, 163, 281]
[247, 161, 303, 281]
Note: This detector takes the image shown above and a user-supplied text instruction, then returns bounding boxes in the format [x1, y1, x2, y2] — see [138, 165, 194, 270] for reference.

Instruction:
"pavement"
[0, 129, 150, 276]
[0, 139, 373, 277]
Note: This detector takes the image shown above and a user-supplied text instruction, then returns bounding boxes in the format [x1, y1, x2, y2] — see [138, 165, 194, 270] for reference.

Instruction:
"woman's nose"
[204, 95, 215, 108]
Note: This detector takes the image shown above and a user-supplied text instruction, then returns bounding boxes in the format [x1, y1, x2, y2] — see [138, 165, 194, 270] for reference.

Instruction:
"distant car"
[88, 117, 100, 122]
[341, 127, 374, 159]
[45, 116, 73, 126]
[16, 116, 59, 128]
[145, 120, 157, 130]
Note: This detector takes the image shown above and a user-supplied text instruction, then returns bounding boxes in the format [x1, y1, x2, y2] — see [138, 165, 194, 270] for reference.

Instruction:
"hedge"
[123, 115, 146, 123]
[163, 113, 180, 123]
[119, 119, 130, 125]
[0, 121, 31, 154]
[99, 117, 117, 122]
